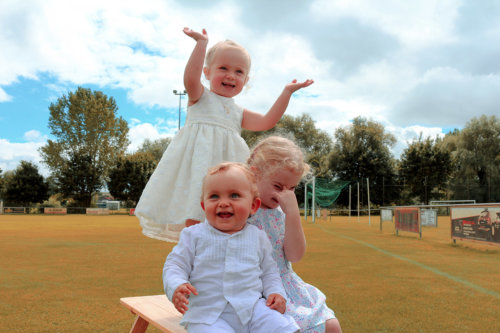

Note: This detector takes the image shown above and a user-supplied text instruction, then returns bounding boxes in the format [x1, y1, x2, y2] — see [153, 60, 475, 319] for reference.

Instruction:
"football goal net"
[304, 177, 350, 222]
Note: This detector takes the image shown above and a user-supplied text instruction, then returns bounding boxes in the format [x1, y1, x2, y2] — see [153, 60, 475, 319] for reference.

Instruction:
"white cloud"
[0, 0, 191, 107]
[393, 68, 500, 127]
[0, 88, 11, 102]
[1, 0, 499, 174]
[386, 124, 445, 158]
[23, 130, 45, 141]
[311, 0, 460, 48]
[0, 138, 47, 175]
[127, 122, 175, 153]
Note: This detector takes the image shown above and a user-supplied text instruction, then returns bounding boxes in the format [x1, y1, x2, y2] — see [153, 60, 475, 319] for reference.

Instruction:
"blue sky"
[1, 0, 499, 176]
[0, 74, 180, 142]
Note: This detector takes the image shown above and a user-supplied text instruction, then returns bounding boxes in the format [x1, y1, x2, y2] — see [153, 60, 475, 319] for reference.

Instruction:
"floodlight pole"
[173, 89, 187, 130]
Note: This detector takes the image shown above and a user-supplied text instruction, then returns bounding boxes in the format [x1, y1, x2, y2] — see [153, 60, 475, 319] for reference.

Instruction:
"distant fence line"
[1, 206, 135, 215]
[1, 205, 457, 218]
[2, 206, 377, 217]
[1, 206, 448, 217]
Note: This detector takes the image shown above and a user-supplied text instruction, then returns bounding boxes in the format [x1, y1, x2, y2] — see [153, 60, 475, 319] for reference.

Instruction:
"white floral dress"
[135, 87, 250, 242]
[248, 207, 336, 333]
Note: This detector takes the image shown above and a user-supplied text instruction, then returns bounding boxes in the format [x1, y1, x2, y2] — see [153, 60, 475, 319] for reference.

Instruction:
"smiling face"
[203, 46, 250, 98]
[201, 164, 260, 234]
[256, 168, 302, 209]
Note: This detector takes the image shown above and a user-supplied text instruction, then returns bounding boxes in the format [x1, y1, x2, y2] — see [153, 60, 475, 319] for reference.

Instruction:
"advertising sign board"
[451, 205, 500, 245]
[395, 207, 420, 233]
[420, 209, 437, 227]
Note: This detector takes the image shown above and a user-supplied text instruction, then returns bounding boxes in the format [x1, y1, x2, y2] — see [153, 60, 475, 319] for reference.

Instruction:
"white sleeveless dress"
[135, 88, 250, 242]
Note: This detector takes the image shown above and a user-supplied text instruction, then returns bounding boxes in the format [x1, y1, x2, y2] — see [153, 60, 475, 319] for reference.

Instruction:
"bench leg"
[130, 315, 149, 333]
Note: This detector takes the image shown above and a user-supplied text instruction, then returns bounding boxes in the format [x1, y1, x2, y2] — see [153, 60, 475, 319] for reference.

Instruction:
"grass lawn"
[1, 214, 499, 332]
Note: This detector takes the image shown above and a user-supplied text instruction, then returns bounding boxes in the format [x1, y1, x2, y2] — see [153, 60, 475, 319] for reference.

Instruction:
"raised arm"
[241, 79, 314, 131]
[182, 27, 208, 105]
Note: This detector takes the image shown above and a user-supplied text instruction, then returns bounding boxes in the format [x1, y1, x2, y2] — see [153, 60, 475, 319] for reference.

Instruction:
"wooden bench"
[120, 295, 185, 333]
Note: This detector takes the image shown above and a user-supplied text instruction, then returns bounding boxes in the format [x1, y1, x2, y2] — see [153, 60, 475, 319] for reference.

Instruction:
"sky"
[1, 0, 499, 176]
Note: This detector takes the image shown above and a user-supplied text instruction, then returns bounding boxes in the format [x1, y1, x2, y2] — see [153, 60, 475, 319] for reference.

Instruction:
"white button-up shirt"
[163, 220, 286, 326]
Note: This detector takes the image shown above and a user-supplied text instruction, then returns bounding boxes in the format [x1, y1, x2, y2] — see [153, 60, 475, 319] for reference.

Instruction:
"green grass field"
[1, 214, 499, 332]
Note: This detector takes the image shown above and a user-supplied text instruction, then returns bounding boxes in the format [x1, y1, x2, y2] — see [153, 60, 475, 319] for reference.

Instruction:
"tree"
[242, 114, 333, 177]
[39, 87, 129, 206]
[328, 117, 397, 206]
[0, 168, 3, 191]
[398, 135, 453, 205]
[107, 152, 157, 206]
[275, 114, 334, 177]
[4, 161, 49, 206]
[136, 137, 171, 162]
[57, 153, 103, 207]
[449, 115, 500, 202]
[0, 168, 5, 202]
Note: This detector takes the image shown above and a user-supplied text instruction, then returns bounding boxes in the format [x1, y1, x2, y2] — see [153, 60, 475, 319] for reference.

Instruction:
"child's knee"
[187, 319, 235, 332]
[325, 318, 342, 333]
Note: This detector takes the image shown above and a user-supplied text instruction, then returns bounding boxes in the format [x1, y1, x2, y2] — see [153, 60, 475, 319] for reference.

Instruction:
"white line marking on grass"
[317, 225, 500, 301]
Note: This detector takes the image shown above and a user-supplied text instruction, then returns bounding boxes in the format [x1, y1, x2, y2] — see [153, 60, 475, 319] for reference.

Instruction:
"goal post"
[304, 177, 351, 223]
[304, 176, 316, 223]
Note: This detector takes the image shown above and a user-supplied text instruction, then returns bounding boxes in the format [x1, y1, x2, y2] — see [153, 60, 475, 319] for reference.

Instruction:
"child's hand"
[284, 79, 314, 94]
[276, 189, 300, 216]
[266, 293, 287, 314]
[183, 27, 208, 42]
[172, 283, 198, 314]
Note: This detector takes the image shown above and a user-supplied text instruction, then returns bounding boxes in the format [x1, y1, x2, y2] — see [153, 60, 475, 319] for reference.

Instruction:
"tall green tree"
[39, 87, 129, 206]
[450, 115, 500, 202]
[57, 153, 103, 207]
[4, 161, 49, 206]
[398, 135, 453, 205]
[107, 152, 157, 206]
[0, 169, 5, 200]
[275, 114, 333, 178]
[136, 137, 171, 162]
[0, 168, 5, 201]
[328, 117, 397, 206]
[242, 113, 333, 177]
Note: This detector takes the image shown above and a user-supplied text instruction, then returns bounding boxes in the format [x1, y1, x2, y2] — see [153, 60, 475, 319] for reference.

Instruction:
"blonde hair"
[205, 40, 251, 71]
[201, 162, 259, 200]
[247, 136, 310, 179]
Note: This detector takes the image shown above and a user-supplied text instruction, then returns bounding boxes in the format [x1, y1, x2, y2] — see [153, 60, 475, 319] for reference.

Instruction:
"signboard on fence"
[380, 209, 393, 222]
[394, 207, 421, 237]
[44, 208, 67, 214]
[451, 205, 500, 246]
[3, 207, 25, 214]
[379, 209, 393, 232]
[420, 209, 437, 227]
[86, 208, 109, 215]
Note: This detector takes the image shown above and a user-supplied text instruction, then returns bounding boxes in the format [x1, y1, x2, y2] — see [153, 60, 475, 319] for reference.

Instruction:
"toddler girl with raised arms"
[135, 27, 313, 242]
[247, 136, 342, 333]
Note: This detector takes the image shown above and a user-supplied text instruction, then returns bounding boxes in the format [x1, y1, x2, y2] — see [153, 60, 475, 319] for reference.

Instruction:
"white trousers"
[187, 298, 299, 333]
